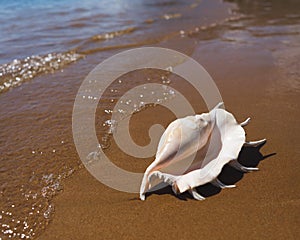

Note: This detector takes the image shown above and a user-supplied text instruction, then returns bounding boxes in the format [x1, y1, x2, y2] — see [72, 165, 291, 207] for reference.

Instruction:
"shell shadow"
[146, 184, 190, 201]
[147, 143, 276, 200]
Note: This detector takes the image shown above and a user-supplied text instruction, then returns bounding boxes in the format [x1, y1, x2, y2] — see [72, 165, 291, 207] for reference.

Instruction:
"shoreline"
[1, 1, 299, 239]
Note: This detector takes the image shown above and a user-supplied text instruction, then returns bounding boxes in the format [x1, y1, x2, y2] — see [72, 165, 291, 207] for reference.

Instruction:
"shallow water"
[0, 0, 299, 239]
[0, 0, 234, 93]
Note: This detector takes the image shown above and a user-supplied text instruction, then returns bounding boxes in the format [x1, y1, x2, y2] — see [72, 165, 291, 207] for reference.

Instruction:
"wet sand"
[1, 1, 299, 239]
[41, 37, 299, 239]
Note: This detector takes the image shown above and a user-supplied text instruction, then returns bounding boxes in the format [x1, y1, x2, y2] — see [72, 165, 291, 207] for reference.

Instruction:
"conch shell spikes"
[140, 102, 266, 201]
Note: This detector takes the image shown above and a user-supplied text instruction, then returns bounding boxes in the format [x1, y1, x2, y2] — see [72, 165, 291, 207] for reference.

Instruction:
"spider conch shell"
[140, 102, 266, 200]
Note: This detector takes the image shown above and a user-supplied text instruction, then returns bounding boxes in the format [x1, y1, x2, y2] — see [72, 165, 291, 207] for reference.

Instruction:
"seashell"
[140, 102, 266, 200]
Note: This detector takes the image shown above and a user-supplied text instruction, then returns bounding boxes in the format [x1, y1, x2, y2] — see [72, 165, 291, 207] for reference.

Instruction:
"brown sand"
[41, 40, 299, 240]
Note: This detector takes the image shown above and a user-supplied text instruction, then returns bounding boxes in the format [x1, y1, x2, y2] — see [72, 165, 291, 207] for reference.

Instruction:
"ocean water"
[0, 0, 236, 93]
[0, 0, 299, 239]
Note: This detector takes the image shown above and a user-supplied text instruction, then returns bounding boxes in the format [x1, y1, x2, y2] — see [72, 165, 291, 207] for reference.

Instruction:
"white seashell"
[140, 102, 266, 200]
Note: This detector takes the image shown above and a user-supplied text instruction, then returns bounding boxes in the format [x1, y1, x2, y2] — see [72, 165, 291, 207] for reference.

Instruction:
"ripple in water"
[0, 52, 83, 94]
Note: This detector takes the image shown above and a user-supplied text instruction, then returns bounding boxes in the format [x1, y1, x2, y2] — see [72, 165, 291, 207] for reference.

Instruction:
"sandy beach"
[0, 0, 299, 239]
[42, 33, 299, 239]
